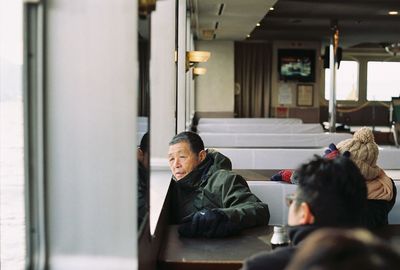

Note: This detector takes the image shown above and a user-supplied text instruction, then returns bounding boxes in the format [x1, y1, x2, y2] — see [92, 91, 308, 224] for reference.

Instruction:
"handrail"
[332, 101, 391, 113]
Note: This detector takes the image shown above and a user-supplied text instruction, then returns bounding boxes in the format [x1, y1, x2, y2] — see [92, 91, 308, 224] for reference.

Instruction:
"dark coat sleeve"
[362, 179, 397, 228]
[211, 170, 270, 229]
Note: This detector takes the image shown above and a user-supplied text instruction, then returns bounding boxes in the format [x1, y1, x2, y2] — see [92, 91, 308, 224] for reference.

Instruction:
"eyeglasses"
[285, 193, 297, 207]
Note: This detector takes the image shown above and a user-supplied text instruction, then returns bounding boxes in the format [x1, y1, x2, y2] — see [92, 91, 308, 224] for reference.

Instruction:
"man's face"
[287, 190, 315, 226]
[168, 141, 203, 181]
[137, 148, 149, 169]
[288, 198, 303, 226]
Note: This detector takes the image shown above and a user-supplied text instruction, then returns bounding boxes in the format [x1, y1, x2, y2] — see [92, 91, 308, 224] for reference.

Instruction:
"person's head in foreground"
[288, 155, 367, 227]
[286, 228, 400, 270]
[241, 156, 369, 270]
[137, 132, 150, 169]
[168, 131, 207, 181]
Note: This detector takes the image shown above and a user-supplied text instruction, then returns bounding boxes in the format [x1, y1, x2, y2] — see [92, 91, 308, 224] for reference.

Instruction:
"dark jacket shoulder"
[363, 178, 397, 228]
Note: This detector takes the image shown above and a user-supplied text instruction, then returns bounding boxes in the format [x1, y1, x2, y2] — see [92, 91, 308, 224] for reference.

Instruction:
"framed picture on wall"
[297, 84, 314, 107]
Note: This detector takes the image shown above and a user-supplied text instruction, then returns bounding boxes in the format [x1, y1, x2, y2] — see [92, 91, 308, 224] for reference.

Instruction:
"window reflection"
[137, 132, 149, 228]
[137, 13, 150, 233]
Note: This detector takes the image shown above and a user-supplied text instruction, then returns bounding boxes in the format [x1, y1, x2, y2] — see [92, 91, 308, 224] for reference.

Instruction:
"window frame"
[322, 52, 400, 106]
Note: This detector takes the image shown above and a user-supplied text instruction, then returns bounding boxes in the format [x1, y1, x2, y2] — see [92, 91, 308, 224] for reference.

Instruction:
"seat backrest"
[392, 97, 400, 123]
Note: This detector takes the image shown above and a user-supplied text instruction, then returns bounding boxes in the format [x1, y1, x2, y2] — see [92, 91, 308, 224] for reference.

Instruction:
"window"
[0, 0, 25, 269]
[367, 61, 400, 101]
[325, 60, 359, 101]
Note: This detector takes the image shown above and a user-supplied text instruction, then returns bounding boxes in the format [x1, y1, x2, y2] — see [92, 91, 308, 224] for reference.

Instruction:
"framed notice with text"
[297, 84, 314, 107]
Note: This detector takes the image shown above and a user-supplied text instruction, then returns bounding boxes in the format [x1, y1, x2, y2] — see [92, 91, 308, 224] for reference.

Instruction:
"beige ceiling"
[190, 0, 277, 41]
[191, 0, 400, 49]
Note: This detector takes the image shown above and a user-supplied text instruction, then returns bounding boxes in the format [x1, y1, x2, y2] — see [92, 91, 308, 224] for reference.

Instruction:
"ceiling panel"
[193, 0, 400, 48]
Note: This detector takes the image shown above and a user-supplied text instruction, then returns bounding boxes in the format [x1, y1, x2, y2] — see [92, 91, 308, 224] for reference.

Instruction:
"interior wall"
[195, 41, 234, 113]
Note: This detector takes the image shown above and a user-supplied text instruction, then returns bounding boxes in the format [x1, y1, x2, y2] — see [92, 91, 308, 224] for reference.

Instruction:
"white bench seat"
[197, 123, 323, 133]
[150, 166, 400, 233]
[217, 147, 400, 170]
[200, 133, 352, 148]
[198, 118, 303, 125]
[247, 181, 400, 225]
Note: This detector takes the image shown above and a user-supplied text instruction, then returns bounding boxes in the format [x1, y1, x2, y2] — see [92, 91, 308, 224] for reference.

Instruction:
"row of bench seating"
[196, 117, 400, 169]
[197, 123, 323, 133]
[151, 167, 400, 229]
[200, 132, 352, 148]
[197, 117, 352, 148]
[217, 147, 400, 170]
[194, 117, 400, 225]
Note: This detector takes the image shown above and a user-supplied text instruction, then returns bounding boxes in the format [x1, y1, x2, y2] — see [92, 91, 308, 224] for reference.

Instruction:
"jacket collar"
[288, 225, 319, 246]
[172, 154, 214, 189]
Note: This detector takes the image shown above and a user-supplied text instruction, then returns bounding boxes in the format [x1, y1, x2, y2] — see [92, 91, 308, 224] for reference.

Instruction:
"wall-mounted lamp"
[193, 67, 207, 76]
[186, 50, 211, 71]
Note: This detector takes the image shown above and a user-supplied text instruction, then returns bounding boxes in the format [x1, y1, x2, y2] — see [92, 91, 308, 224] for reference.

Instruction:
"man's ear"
[137, 148, 144, 163]
[298, 202, 315, 225]
[198, 149, 207, 163]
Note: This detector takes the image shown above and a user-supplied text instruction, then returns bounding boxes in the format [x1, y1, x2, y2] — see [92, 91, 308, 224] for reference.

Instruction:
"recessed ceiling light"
[388, 11, 399, 15]
[247, 34, 250, 38]
[256, 23, 261, 27]
[269, 7, 274, 11]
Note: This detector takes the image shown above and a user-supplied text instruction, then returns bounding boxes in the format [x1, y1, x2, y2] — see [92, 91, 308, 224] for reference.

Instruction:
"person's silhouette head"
[138, 132, 149, 169]
[287, 156, 367, 227]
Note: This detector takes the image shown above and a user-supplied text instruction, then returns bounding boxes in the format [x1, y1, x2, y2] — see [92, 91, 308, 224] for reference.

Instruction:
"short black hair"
[295, 155, 367, 227]
[286, 228, 400, 270]
[139, 132, 149, 153]
[169, 131, 204, 155]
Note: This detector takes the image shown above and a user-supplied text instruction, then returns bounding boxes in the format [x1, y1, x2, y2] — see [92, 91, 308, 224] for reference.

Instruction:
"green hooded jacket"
[170, 150, 270, 230]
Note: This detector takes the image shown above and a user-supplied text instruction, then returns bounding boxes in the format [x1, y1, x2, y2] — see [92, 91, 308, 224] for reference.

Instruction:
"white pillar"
[150, 0, 176, 159]
[44, 0, 138, 268]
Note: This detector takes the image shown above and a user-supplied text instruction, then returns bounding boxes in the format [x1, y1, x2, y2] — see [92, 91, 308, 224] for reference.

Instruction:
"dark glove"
[323, 143, 350, 159]
[178, 209, 240, 238]
[324, 143, 340, 159]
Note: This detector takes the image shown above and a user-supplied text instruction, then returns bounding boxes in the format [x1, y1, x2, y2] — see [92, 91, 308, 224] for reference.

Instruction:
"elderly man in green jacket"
[168, 131, 270, 238]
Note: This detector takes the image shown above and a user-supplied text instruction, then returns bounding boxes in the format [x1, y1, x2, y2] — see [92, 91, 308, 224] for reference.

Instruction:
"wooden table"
[158, 225, 400, 270]
[158, 225, 274, 270]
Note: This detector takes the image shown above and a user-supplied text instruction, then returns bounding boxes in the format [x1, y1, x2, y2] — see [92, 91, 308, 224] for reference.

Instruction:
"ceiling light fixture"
[269, 7, 274, 11]
[388, 11, 399, 15]
[256, 23, 260, 27]
[247, 34, 250, 38]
